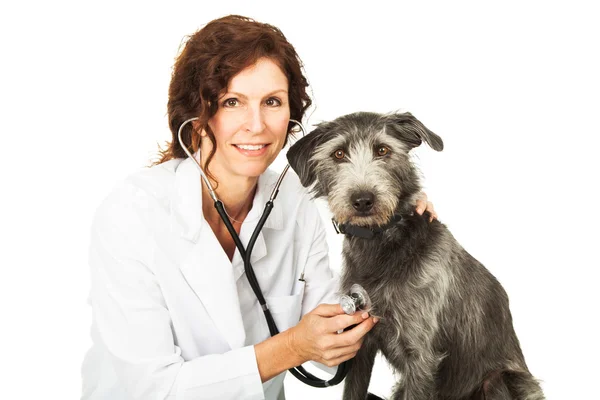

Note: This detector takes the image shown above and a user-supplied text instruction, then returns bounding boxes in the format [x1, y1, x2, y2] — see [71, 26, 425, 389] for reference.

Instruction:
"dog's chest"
[341, 237, 447, 363]
[341, 268, 434, 336]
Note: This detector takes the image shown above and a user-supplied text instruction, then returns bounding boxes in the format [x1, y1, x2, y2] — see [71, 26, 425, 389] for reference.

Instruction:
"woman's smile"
[233, 143, 270, 156]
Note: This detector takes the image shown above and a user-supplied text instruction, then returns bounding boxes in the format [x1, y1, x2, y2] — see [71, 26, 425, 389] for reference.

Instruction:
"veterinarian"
[81, 15, 437, 400]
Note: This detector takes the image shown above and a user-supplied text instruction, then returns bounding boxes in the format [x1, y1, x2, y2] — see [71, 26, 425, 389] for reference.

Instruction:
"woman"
[81, 15, 436, 400]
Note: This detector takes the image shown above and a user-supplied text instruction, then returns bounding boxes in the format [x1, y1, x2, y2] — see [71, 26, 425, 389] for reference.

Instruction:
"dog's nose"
[351, 191, 374, 212]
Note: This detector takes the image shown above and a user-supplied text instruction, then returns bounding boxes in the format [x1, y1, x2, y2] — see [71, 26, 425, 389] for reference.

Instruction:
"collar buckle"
[331, 218, 345, 234]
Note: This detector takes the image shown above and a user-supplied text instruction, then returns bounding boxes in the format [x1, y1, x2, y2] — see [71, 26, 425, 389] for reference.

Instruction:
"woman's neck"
[201, 174, 258, 226]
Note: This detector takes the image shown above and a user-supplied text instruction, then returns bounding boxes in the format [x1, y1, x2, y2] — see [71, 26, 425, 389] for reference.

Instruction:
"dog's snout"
[351, 191, 374, 212]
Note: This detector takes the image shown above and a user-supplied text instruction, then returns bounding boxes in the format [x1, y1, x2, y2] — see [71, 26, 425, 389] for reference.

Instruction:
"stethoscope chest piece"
[340, 283, 372, 315]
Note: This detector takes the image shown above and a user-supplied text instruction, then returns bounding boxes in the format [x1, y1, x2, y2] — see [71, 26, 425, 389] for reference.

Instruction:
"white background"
[1, 1, 599, 399]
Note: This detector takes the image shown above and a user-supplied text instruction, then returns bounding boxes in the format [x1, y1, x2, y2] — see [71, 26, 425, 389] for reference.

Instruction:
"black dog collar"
[331, 214, 404, 239]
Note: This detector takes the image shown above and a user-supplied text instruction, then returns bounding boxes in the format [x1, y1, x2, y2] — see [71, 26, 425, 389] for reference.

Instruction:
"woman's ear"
[387, 112, 444, 152]
[192, 120, 208, 137]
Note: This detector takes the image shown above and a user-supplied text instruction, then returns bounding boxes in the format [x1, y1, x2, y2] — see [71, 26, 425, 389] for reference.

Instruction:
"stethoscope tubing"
[177, 117, 350, 387]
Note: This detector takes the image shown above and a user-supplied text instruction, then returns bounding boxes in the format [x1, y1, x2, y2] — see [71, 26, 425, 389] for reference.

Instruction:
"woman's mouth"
[233, 143, 269, 156]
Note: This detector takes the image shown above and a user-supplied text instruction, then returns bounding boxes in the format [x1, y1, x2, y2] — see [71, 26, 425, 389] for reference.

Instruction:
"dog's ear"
[387, 112, 444, 152]
[286, 122, 332, 188]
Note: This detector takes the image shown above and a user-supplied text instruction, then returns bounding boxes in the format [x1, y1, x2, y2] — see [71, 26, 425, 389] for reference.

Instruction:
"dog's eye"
[333, 149, 345, 160]
[377, 146, 390, 156]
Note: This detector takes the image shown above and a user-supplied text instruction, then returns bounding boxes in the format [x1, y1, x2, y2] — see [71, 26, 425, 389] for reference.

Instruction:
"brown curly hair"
[153, 15, 312, 185]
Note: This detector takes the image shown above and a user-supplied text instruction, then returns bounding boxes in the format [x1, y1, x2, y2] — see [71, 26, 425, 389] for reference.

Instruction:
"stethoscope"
[177, 117, 350, 387]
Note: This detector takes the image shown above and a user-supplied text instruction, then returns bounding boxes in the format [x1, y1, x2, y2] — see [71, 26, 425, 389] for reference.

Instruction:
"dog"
[286, 112, 544, 400]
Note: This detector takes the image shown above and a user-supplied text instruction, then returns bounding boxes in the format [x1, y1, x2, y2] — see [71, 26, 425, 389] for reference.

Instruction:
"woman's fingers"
[326, 311, 372, 333]
[415, 192, 438, 222]
[425, 200, 437, 222]
[336, 316, 378, 346]
[319, 350, 361, 367]
[319, 341, 364, 367]
[312, 303, 346, 318]
[415, 192, 428, 214]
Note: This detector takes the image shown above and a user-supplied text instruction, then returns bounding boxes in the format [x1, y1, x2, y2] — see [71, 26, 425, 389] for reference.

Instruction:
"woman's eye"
[265, 97, 282, 107]
[333, 149, 345, 160]
[377, 146, 390, 156]
[223, 98, 239, 107]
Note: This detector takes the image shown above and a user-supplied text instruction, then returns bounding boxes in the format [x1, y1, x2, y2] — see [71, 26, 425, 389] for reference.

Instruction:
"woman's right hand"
[286, 303, 379, 367]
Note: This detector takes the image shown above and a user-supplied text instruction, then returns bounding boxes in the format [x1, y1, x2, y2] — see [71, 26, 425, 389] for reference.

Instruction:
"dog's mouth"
[354, 210, 373, 217]
[339, 210, 392, 227]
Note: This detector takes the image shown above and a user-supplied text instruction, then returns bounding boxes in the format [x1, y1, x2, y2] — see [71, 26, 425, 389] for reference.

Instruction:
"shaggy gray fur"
[287, 112, 544, 400]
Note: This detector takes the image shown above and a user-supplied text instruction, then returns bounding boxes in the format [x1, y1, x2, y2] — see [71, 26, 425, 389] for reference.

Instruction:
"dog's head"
[287, 111, 443, 226]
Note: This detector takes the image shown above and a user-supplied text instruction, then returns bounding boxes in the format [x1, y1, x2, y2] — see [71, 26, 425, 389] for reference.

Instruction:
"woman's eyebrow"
[221, 89, 289, 99]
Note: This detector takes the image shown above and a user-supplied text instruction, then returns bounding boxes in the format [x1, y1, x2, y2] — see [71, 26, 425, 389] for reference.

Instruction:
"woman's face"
[203, 57, 290, 182]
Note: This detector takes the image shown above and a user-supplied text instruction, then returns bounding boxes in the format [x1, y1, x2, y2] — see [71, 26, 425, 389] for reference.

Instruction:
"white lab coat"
[81, 157, 339, 400]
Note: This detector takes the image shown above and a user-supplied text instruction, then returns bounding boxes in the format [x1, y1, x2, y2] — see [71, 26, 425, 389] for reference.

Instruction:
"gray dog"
[286, 112, 544, 400]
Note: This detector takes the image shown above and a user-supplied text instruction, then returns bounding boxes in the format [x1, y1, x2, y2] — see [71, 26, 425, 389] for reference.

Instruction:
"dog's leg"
[472, 370, 512, 400]
[392, 349, 440, 400]
[471, 370, 545, 400]
[502, 370, 545, 400]
[342, 338, 378, 400]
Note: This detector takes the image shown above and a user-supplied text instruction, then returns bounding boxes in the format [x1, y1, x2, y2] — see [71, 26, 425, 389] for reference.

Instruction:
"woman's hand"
[286, 304, 378, 367]
[415, 191, 438, 222]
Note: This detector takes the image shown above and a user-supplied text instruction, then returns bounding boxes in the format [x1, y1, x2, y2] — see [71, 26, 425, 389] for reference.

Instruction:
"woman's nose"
[243, 105, 266, 133]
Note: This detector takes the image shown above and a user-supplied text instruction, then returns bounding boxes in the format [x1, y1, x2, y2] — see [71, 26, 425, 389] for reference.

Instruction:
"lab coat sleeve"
[298, 197, 340, 315]
[88, 183, 264, 400]
[295, 197, 343, 376]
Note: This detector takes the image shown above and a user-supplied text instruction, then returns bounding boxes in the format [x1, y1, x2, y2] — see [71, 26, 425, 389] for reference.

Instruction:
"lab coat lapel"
[172, 157, 246, 350]
[179, 224, 247, 350]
